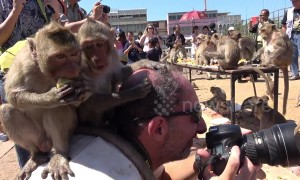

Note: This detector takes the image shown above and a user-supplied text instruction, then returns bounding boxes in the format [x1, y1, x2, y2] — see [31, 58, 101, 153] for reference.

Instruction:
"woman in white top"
[139, 24, 162, 53]
[191, 25, 199, 58]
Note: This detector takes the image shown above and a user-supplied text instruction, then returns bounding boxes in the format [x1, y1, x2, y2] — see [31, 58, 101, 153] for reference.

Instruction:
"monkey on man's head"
[76, 19, 151, 128]
[0, 21, 92, 179]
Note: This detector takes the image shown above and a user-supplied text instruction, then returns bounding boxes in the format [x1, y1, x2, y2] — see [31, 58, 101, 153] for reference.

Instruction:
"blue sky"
[79, 0, 291, 21]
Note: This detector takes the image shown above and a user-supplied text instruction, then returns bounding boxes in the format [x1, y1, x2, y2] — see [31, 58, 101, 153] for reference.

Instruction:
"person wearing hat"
[228, 26, 235, 36]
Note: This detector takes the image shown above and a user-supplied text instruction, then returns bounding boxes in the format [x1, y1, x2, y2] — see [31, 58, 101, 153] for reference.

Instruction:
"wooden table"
[173, 63, 280, 125]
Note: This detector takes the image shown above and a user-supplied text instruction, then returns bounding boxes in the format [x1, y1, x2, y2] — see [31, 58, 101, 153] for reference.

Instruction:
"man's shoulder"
[31, 135, 143, 179]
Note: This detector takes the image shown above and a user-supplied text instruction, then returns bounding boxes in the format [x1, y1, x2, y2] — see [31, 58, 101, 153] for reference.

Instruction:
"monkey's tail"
[250, 68, 274, 101]
[282, 68, 289, 115]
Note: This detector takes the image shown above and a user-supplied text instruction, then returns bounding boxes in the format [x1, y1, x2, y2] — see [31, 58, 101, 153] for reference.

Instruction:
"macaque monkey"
[229, 31, 255, 61]
[76, 19, 151, 127]
[195, 34, 216, 66]
[256, 23, 293, 115]
[204, 33, 240, 70]
[0, 22, 91, 179]
[242, 96, 286, 130]
[160, 39, 187, 72]
[202, 86, 230, 117]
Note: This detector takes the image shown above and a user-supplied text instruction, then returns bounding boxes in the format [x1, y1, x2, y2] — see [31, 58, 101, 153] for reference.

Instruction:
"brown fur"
[230, 31, 255, 60]
[256, 23, 293, 115]
[195, 34, 215, 66]
[204, 33, 240, 70]
[160, 43, 187, 72]
[241, 96, 286, 130]
[297, 91, 300, 107]
[77, 19, 151, 127]
[0, 22, 90, 179]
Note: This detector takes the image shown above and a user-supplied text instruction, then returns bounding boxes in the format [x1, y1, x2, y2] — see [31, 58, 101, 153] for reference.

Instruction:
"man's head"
[114, 68, 207, 169]
[260, 9, 270, 22]
[291, 0, 300, 8]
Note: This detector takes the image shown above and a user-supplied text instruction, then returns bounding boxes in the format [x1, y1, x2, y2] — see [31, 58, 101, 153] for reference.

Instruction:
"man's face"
[259, 10, 269, 22]
[292, 0, 300, 8]
[160, 81, 207, 162]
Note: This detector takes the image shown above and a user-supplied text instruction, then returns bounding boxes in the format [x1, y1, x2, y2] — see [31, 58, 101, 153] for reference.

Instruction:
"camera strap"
[197, 154, 221, 180]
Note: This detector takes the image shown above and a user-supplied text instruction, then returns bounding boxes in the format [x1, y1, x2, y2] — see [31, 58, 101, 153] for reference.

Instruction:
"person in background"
[58, 0, 103, 32]
[208, 22, 217, 35]
[228, 26, 235, 37]
[115, 29, 128, 65]
[139, 23, 162, 54]
[124, 31, 143, 64]
[191, 26, 199, 58]
[282, 1, 300, 80]
[146, 37, 162, 62]
[166, 24, 185, 49]
[202, 25, 209, 35]
[248, 9, 274, 50]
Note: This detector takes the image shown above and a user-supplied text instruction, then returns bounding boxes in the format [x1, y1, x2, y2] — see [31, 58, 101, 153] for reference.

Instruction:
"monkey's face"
[259, 24, 275, 41]
[81, 38, 110, 74]
[46, 47, 81, 80]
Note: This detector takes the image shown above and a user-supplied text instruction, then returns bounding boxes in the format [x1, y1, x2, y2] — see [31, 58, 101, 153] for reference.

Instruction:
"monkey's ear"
[271, 24, 276, 30]
[262, 95, 269, 102]
[27, 38, 37, 59]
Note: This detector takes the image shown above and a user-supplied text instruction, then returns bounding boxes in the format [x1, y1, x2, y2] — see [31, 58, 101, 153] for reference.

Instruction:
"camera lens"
[242, 122, 300, 166]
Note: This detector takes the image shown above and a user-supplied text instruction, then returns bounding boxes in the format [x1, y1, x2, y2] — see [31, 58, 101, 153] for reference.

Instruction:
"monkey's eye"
[96, 42, 104, 48]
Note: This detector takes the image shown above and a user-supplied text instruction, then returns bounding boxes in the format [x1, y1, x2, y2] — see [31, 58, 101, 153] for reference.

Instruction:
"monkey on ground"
[202, 86, 230, 117]
[0, 22, 91, 179]
[76, 19, 152, 127]
[256, 23, 293, 115]
[241, 96, 286, 130]
[204, 33, 240, 70]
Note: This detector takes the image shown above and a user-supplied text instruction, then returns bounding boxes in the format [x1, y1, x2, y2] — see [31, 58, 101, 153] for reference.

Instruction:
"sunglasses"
[133, 108, 203, 125]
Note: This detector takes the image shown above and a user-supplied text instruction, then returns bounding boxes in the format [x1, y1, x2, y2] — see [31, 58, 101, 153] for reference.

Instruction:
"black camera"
[206, 122, 300, 175]
[103, 5, 110, 13]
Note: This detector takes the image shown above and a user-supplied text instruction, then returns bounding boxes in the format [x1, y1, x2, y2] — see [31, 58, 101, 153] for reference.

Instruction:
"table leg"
[273, 69, 279, 121]
[231, 74, 239, 124]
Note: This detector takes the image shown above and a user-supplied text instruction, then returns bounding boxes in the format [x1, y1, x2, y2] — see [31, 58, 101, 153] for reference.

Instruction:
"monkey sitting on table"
[204, 33, 240, 70]
[0, 22, 91, 179]
[76, 19, 152, 128]
[256, 23, 293, 115]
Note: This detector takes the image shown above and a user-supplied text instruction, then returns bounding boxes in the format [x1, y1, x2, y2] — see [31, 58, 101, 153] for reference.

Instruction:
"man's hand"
[196, 146, 261, 180]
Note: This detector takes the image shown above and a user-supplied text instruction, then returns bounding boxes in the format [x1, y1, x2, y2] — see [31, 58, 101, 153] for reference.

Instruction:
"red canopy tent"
[179, 10, 207, 22]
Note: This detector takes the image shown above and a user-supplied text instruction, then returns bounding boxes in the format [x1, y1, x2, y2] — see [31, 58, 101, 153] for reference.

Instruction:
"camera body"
[206, 122, 300, 175]
[103, 5, 110, 13]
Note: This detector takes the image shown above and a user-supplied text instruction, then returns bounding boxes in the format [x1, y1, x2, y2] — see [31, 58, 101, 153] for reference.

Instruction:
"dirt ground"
[0, 70, 300, 180]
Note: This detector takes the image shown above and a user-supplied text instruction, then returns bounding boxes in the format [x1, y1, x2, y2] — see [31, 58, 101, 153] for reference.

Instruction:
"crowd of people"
[0, 0, 299, 179]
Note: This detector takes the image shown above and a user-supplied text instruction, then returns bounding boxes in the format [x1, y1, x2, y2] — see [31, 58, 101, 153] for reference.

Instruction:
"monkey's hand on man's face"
[117, 78, 151, 99]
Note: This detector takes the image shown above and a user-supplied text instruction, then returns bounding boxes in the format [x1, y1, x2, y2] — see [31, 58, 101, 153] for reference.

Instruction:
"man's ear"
[147, 116, 169, 142]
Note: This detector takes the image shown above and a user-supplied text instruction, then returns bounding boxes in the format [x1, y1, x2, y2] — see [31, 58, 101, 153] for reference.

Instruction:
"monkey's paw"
[18, 154, 49, 180]
[41, 154, 74, 180]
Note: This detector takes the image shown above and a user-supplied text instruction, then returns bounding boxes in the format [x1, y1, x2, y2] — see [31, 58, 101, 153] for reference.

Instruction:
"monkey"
[76, 19, 152, 128]
[204, 33, 240, 70]
[202, 86, 230, 117]
[160, 40, 187, 72]
[0, 22, 91, 179]
[256, 23, 293, 115]
[229, 31, 256, 61]
[241, 96, 286, 130]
